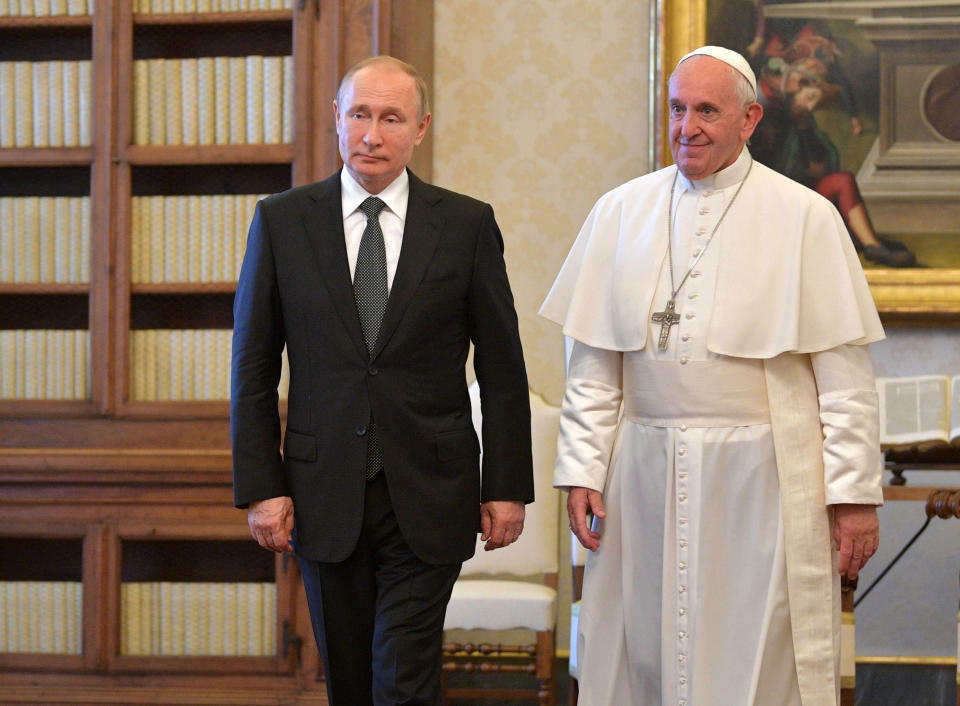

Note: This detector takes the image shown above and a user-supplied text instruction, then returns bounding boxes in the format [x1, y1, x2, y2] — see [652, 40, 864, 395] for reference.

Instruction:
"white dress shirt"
[340, 168, 409, 292]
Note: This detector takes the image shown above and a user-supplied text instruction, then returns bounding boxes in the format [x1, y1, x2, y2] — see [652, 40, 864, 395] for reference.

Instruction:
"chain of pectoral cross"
[651, 158, 753, 351]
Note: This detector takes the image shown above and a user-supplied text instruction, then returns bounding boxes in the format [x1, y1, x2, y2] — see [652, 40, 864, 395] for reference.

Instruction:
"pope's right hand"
[247, 495, 294, 553]
[568, 486, 605, 551]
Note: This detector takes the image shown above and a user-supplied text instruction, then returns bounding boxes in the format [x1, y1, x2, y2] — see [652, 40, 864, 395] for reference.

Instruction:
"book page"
[877, 376, 950, 447]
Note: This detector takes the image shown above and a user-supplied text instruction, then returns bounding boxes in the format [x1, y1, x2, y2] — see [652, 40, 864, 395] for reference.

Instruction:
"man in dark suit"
[231, 56, 534, 706]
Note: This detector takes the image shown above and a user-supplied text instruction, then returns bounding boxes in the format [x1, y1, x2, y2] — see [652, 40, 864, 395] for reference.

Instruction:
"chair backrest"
[459, 381, 560, 577]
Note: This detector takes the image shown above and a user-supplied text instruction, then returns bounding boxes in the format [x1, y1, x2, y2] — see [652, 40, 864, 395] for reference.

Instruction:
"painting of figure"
[707, 0, 960, 271]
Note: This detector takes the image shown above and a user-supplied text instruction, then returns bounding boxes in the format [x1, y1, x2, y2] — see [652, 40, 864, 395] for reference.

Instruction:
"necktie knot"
[360, 196, 386, 220]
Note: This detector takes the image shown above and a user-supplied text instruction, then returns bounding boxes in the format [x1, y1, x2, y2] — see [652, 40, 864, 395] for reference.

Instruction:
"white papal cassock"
[541, 149, 885, 706]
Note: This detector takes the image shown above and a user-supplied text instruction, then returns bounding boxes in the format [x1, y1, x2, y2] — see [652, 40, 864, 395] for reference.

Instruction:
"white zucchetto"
[679, 45, 757, 99]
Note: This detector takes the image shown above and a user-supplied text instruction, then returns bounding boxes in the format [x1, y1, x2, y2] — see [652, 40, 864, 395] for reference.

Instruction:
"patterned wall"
[433, 0, 651, 404]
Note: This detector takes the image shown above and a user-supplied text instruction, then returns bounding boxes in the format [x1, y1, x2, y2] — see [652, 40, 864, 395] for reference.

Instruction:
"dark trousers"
[298, 471, 461, 706]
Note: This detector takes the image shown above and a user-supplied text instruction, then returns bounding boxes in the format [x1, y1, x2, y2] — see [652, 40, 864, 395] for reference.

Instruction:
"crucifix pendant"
[651, 298, 680, 351]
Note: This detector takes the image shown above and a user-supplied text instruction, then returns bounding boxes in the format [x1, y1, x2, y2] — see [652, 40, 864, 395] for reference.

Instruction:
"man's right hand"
[247, 496, 294, 553]
[568, 486, 605, 551]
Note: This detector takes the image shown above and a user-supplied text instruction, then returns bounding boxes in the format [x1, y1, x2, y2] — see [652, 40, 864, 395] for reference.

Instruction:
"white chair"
[441, 382, 561, 705]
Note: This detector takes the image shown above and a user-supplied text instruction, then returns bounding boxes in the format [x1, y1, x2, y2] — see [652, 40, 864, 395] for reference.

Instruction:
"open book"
[876, 375, 960, 449]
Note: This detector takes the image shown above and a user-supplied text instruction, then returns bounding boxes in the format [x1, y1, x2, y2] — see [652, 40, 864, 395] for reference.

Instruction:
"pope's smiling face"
[668, 56, 763, 180]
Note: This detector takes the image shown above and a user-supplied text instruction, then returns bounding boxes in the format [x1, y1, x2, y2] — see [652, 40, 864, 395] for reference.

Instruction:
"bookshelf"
[0, 1, 433, 702]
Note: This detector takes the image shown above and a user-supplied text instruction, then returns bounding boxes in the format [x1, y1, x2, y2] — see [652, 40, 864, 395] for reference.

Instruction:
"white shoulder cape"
[540, 159, 884, 357]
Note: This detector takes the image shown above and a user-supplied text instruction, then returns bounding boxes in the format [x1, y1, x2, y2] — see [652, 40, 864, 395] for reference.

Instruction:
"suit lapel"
[371, 171, 444, 360]
[299, 172, 368, 359]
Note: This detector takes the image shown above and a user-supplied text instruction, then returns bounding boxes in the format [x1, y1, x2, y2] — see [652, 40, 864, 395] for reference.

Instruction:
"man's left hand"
[479, 500, 525, 551]
[833, 503, 879, 580]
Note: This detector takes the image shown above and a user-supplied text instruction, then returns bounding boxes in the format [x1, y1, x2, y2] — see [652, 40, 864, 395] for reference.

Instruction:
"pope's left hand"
[480, 500, 525, 551]
[833, 503, 879, 580]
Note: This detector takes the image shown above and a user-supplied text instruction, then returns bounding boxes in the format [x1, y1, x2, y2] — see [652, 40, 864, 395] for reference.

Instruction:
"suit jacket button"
[356, 426, 367, 436]
[368, 366, 378, 375]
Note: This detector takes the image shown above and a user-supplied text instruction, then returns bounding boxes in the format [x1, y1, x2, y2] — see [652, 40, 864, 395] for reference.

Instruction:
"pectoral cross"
[651, 298, 680, 351]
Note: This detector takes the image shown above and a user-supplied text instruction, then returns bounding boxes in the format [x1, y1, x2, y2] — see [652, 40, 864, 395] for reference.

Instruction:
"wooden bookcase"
[0, 1, 433, 703]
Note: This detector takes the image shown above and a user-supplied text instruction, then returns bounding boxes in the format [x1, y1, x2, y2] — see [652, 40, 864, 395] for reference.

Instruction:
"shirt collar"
[677, 147, 752, 192]
[341, 168, 410, 221]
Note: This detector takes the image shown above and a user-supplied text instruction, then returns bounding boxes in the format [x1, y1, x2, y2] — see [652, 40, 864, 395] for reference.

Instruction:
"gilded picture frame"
[656, 0, 960, 322]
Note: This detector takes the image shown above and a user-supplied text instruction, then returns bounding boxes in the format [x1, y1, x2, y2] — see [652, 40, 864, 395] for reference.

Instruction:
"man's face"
[334, 65, 431, 194]
[668, 57, 762, 180]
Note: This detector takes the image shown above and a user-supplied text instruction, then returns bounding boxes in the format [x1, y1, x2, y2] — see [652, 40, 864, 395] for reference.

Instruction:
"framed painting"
[656, 0, 960, 321]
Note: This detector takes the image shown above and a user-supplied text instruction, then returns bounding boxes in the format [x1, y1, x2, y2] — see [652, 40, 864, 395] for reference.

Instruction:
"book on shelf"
[128, 328, 285, 401]
[0, 332, 13, 397]
[130, 193, 264, 283]
[159, 581, 173, 655]
[6, 198, 22, 282]
[263, 55, 283, 144]
[183, 581, 201, 655]
[147, 59, 166, 145]
[73, 196, 90, 282]
[187, 194, 202, 282]
[149, 576, 162, 654]
[221, 193, 236, 281]
[228, 56, 246, 145]
[245, 55, 264, 144]
[122, 581, 142, 655]
[202, 329, 216, 400]
[118, 581, 275, 656]
[207, 581, 224, 655]
[181, 58, 199, 145]
[132, 59, 150, 146]
[164, 58, 183, 147]
[877, 374, 960, 450]
[31, 61, 50, 148]
[148, 195, 165, 283]
[53, 196, 70, 282]
[62, 59, 80, 146]
[0, 198, 10, 281]
[134, 56, 310, 147]
[130, 196, 142, 283]
[282, 55, 293, 143]
[1, 59, 95, 147]
[162, 197, 178, 282]
[0, 581, 82, 654]
[48, 60, 63, 146]
[39, 196, 56, 282]
[0, 329, 89, 400]
[0, 61, 14, 147]
[167, 330, 183, 402]
[197, 56, 215, 145]
[199, 194, 214, 281]
[175, 194, 189, 283]
[210, 194, 225, 280]
[77, 60, 91, 146]
[13, 61, 32, 148]
[213, 56, 230, 145]
[170, 581, 186, 656]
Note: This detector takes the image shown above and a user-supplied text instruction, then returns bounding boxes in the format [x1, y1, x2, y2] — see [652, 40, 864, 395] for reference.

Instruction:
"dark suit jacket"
[231, 169, 533, 565]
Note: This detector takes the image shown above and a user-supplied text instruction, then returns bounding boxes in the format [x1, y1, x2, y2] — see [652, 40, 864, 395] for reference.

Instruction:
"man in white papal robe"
[540, 47, 885, 706]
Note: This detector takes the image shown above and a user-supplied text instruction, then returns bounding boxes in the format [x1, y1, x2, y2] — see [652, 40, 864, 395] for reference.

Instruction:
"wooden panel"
[388, 0, 433, 181]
